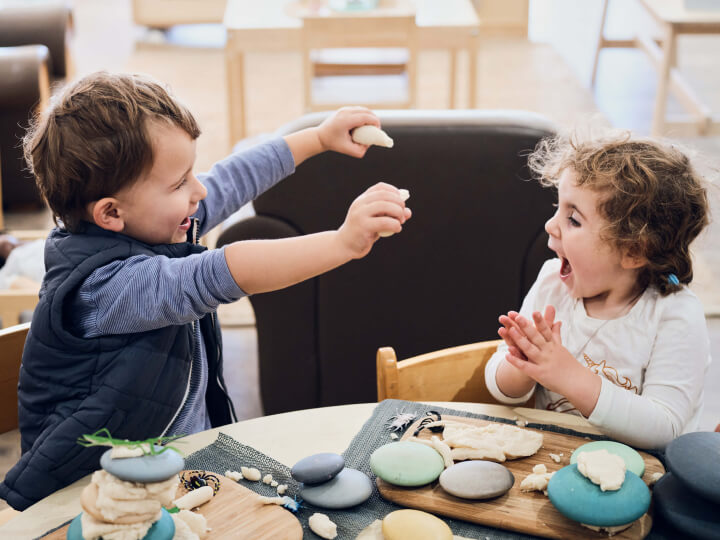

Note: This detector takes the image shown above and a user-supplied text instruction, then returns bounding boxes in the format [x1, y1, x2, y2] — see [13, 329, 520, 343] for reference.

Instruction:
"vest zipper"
[160, 321, 196, 437]
[211, 310, 237, 422]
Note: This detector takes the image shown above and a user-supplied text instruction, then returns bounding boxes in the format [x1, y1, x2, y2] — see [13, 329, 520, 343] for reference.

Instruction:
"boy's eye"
[175, 178, 187, 190]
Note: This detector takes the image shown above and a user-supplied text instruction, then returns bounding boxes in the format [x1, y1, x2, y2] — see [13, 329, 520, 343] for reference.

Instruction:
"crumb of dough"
[309, 512, 338, 539]
[262, 474, 273, 485]
[515, 419, 527, 427]
[390, 433, 399, 440]
[277, 484, 288, 495]
[520, 464, 554, 493]
[225, 470, 243, 482]
[270, 480, 279, 487]
[577, 449, 626, 491]
[176, 509, 208, 538]
[649, 471, 664, 486]
[241, 467, 261, 482]
[549, 453, 562, 463]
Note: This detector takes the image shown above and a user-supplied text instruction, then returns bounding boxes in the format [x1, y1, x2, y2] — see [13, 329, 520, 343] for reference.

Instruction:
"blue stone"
[299, 468, 373, 509]
[547, 464, 650, 527]
[100, 447, 184, 483]
[66, 509, 175, 540]
[291, 452, 345, 484]
[570, 441, 645, 478]
[665, 431, 720, 505]
[653, 471, 720, 540]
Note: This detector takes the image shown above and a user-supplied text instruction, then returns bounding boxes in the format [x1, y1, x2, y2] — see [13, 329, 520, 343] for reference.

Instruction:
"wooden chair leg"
[376, 347, 399, 401]
[591, 0, 610, 86]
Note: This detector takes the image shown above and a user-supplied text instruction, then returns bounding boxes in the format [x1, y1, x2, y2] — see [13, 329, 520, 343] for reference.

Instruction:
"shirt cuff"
[215, 246, 248, 300]
[484, 352, 536, 404]
[587, 376, 613, 425]
[269, 137, 296, 178]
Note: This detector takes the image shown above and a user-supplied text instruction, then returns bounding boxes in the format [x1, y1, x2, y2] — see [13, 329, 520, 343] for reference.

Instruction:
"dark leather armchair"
[0, 2, 72, 212]
[217, 110, 557, 415]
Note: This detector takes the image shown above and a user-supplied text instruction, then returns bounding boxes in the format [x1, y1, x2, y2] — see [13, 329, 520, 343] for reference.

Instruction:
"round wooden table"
[0, 401, 603, 538]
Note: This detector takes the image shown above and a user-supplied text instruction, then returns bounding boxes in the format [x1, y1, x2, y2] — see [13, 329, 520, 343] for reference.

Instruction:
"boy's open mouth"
[179, 217, 191, 230]
[560, 257, 572, 279]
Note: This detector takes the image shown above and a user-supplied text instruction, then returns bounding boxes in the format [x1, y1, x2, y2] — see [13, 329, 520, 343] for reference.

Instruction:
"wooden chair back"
[0, 322, 29, 433]
[377, 339, 507, 403]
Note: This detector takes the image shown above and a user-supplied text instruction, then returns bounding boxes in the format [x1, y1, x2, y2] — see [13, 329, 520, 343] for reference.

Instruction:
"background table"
[224, 0, 480, 144]
[0, 401, 603, 538]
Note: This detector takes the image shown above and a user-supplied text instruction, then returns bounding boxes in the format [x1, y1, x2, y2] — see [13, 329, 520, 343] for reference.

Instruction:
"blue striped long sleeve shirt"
[70, 138, 295, 436]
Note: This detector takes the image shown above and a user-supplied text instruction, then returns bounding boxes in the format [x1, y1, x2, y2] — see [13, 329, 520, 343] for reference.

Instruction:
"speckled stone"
[547, 464, 650, 527]
[100, 447, 184, 483]
[382, 509, 453, 540]
[299, 468, 372, 509]
[66, 508, 175, 540]
[291, 452, 345, 485]
[653, 471, 720, 540]
[370, 441, 444, 487]
[570, 441, 645, 478]
[439, 461, 514, 499]
[665, 431, 720, 505]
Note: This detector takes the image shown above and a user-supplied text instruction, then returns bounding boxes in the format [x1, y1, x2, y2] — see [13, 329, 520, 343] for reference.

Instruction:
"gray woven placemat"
[184, 399, 627, 539]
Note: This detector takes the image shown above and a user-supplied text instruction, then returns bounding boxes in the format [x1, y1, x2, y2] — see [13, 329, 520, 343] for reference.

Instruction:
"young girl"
[484, 132, 711, 450]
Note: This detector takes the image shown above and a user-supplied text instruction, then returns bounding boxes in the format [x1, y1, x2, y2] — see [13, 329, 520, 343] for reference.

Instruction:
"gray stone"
[439, 461, 514, 500]
[100, 447, 184, 483]
[291, 452, 345, 484]
[299, 468, 373, 509]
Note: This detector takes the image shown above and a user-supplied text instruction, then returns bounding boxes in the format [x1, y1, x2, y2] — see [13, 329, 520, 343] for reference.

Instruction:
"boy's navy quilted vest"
[0, 222, 236, 510]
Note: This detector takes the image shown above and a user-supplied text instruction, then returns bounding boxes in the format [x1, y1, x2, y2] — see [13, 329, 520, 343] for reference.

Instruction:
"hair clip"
[667, 274, 680, 286]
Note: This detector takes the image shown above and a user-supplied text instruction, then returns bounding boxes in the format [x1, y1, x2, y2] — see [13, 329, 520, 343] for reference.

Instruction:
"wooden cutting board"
[42, 471, 302, 539]
[377, 415, 664, 540]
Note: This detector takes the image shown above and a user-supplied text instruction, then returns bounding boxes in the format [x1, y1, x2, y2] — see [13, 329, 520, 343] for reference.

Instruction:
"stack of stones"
[547, 441, 651, 532]
[67, 446, 184, 540]
[292, 452, 373, 509]
[653, 432, 720, 539]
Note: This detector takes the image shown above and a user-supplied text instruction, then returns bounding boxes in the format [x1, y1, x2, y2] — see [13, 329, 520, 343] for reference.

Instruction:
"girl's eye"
[568, 215, 580, 227]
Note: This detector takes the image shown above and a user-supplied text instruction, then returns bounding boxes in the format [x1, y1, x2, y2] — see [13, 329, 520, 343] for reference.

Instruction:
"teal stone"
[100, 446, 184, 483]
[547, 464, 650, 527]
[300, 468, 373, 508]
[370, 441, 444, 487]
[66, 509, 175, 540]
[570, 441, 645, 478]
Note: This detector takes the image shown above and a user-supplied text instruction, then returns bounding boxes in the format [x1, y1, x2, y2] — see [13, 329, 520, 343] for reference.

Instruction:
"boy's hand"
[337, 183, 412, 259]
[317, 106, 381, 158]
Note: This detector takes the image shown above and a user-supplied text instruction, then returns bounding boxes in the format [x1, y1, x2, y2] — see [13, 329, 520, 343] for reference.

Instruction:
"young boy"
[0, 71, 411, 510]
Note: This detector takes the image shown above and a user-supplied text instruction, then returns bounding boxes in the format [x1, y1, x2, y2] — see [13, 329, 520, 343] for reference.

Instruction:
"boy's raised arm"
[224, 182, 410, 294]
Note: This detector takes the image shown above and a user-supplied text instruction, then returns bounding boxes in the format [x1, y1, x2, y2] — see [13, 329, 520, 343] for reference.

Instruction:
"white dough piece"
[549, 453, 562, 463]
[262, 474, 274, 485]
[173, 485, 214, 510]
[649, 471, 664, 486]
[309, 512, 338, 539]
[520, 463, 554, 493]
[577, 449, 626, 491]
[109, 444, 151, 459]
[442, 422, 543, 461]
[351, 125, 394, 148]
[241, 466, 261, 481]
[276, 484, 288, 495]
[378, 188, 410, 238]
[270, 480, 279, 487]
[225, 470, 243, 482]
[176, 510, 209, 538]
[431, 435, 455, 468]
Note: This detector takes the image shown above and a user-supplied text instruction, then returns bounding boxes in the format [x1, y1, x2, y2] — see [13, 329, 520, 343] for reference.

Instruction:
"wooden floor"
[2, 0, 720, 512]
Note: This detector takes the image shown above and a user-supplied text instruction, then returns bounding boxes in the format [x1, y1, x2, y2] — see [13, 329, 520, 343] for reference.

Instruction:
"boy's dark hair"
[529, 131, 709, 296]
[24, 71, 201, 232]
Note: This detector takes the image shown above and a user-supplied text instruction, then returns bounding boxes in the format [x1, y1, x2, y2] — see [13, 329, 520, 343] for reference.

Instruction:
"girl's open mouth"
[560, 257, 572, 279]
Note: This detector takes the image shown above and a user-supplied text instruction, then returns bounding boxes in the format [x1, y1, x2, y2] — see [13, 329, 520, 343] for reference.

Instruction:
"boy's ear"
[89, 197, 125, 232]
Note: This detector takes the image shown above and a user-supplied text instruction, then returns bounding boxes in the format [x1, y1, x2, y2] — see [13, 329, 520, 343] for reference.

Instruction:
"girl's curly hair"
[528, 131, 709, 296]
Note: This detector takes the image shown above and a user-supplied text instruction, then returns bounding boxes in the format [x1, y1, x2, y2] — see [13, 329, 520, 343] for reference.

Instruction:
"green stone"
[570, 441, 645, 478]
[370, 441, 445, 487]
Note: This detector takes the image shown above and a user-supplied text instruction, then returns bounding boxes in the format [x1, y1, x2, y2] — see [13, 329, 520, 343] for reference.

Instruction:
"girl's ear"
[88, 198, 125, 232]
[621, 247, 647, 270]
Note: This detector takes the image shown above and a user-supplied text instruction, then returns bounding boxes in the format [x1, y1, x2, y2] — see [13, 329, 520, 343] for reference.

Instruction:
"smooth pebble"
[370, 441, 444, 487]
[439, 460, 514, 499]
[100, 447, 184, 483]
[300, 468, 372, 509]
[382, 509, 452, 540]
[291, 452, 345, 485]
[570, 441, 645, 478]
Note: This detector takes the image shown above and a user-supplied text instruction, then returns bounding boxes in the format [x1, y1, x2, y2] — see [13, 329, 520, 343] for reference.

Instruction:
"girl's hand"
[317, 106, 381, 158]
[337, 183, 411, 259]
[498, 306, 556, 361]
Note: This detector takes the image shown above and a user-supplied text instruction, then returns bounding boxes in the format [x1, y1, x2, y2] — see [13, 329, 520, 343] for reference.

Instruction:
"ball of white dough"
[379, 188, 410, 238]
[351, 125, 394, 148]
